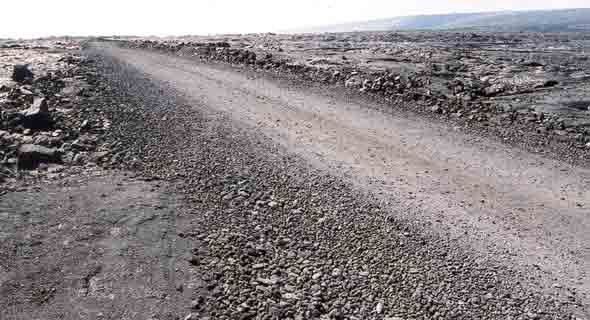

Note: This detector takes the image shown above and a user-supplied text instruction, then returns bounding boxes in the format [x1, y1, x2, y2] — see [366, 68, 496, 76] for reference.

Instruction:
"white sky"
[2, 0, 589, 38]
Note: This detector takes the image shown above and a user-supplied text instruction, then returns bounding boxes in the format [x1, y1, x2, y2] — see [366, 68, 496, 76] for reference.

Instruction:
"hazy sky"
[2, 0, 589, 38]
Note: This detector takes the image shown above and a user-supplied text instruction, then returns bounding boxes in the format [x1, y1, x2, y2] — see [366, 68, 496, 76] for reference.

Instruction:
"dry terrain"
[1, 32, 590, 319]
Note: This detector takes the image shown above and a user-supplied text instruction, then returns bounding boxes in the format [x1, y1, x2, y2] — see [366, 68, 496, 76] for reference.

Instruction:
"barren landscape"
[1, 29, 590, 320]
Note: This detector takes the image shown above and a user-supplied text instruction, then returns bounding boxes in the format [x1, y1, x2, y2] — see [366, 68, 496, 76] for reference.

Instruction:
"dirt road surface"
[102, 45, 590, 301]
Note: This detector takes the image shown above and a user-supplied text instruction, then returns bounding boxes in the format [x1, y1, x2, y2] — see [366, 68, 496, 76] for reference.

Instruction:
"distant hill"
[291, 8, 590, 33]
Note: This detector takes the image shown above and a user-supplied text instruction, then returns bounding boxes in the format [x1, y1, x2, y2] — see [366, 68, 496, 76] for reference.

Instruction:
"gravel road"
[11, 42, 585, 319]
[98, 43, 590, 306]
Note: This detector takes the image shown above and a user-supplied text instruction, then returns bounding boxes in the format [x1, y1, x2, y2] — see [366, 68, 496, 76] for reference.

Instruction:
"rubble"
[0, 40, 112, 186]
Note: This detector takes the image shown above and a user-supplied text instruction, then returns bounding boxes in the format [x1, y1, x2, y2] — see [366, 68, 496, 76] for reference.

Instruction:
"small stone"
[267, 201, 279, 208]
[73, 152, 89, 165]
[184, 313, 196, 320]
[191, 296, 204, 309]
[80, 119, 90, 130]
[238, 190, 249, 197]
[345, 76, 362, 88]
[375, 302, 384, 314]
[257, 278, 273, 286]
[90, 151, 110, 163]
[282, 292, 299, 300]
[331, 268, 341, 277]
[187, 255, 200, 266]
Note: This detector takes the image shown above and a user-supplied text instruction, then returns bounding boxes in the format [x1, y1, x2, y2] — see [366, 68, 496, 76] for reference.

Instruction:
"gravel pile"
[87, 48, 581, 319]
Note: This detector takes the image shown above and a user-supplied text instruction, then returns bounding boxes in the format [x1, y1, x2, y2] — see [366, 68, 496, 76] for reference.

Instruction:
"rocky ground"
[0, 40, 201, 320]
[1, 32, 589, 320]
[0, 40, 115, 193]
[122, 31, 590, 164]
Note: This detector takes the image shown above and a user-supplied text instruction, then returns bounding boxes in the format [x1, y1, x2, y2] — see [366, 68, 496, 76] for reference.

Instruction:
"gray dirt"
[0, 170, 204, 320]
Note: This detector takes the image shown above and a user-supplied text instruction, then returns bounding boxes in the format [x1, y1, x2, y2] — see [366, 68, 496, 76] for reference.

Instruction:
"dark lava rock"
[541, 80, 559, 88]
[20, 97, 52, 130]
[12, 64, 34, 84]
[522, 61, 544, 67]
[17, 144, 60, 170]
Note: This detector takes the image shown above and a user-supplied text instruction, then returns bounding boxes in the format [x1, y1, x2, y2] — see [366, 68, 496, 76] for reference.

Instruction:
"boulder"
[20, 97, 52, 130]
[17, 144, 60, 170]
[12, 65, 34, 84]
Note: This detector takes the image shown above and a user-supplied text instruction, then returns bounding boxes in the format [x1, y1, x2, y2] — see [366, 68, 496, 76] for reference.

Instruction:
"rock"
[184, 313, 197, 320]
[20, 97, 52, 130]
[431, 105, 442, 113]
[331, 268, 341, 277]
[0, 130, 9, 141]
[191, 297, 204, 309]
[80, 119, 90, 130]
[90, 151, 110, 163]
[375, 302, 384, 314]
[345, 76, 362, 88]
[371, 82, 382, 91]
[17, 144, 60, 170]
[541, 80, 559, 88]
[522, 61, 544, 67]
[361, 79, 372, 91]
[72, 134, 98, 151]
[61, 151, 76, 164]
[12, 65, 34, 83]
[73, 152, 89, 165]
[484, 83, 506, 96]
[268, 201, 279, 208]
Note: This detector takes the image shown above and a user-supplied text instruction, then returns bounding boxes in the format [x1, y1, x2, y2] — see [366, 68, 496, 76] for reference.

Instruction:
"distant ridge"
[289, 8, 590, 33]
